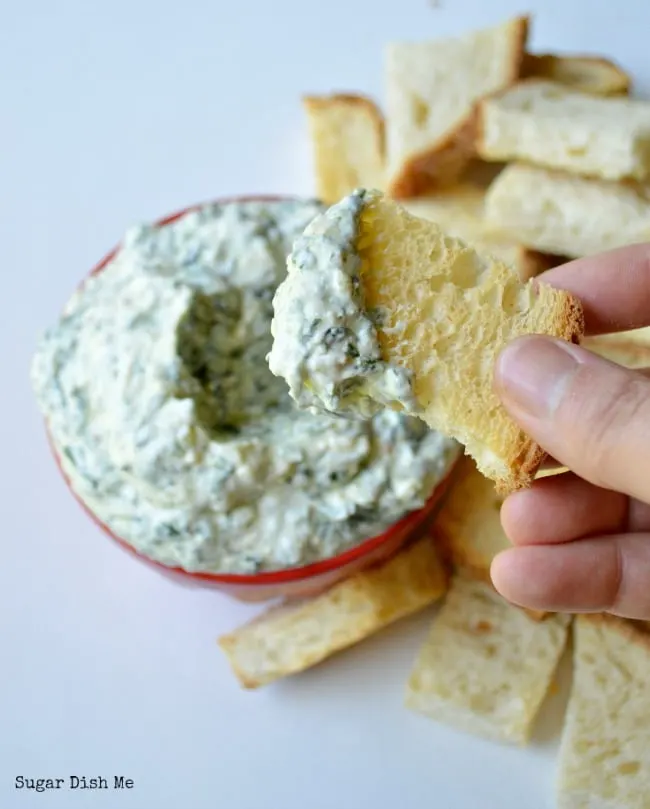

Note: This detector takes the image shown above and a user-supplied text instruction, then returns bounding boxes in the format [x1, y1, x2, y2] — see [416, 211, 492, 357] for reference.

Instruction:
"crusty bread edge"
[302, 92, 386, 161]
[495, 286, 585, 494]
[218, 602, 303, 689]
[387, 112, 480, 198]
[387, 15, 530, 199]
[522, 52, 632, 95]
[500, 437, 546, 495]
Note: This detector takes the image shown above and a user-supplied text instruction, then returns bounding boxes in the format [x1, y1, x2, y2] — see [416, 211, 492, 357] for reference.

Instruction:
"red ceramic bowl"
[45, 196, 459, 602]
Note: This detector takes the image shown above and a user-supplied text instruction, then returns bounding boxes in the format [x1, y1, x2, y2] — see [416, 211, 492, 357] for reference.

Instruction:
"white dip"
[269, 189, 418, 418]
[32, 198, 459, 574]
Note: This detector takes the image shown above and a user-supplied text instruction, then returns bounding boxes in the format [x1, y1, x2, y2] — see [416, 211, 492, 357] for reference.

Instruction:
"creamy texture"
[32, 198, 459, 574]
[269, 189, 418, 419]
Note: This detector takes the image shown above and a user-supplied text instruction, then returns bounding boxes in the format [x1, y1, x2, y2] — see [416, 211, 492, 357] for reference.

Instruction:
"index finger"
[539, 243, 650, 336]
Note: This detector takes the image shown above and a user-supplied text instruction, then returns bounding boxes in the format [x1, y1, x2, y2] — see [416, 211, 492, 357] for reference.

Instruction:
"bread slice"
[385, 15, 529, 198]
[583, 327, 650, 370]
[405, 576, 571, 745]
[478, 79, 650, 182]
[355, 192, 583, 492]
[434, 456, 509, 578]
[300, 96, 562, 282]
[522, 53, 631, 96]
[434, 457, 549, 619]
[303, 94, 385, 204]
[402, 184, 564, 280]
[270, 189, 583, 491]
[557, 615, 650, 808]
[218, 536, 447, 688]
[484, 163, 650, 258]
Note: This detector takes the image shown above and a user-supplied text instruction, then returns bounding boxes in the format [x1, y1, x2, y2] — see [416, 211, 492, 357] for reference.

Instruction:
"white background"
[2, 1, 647, 807]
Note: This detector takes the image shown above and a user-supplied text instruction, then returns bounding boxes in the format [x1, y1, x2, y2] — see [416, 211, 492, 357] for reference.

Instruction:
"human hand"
[491, 244, 650, 620]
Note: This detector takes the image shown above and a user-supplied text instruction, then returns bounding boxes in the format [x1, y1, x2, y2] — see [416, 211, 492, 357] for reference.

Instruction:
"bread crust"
[302, 92, 386, 158]
[496, 288, 584, 494]
[521, 52, 632, 96]
[388, 15, 529, 199]
[356, 192, 586, 494]
[302, 93, 386, 204]
[388, 111, 480, 198]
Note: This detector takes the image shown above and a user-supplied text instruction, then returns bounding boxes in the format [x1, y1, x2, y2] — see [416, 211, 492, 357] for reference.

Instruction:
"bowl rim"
[45, 194, 455, 586]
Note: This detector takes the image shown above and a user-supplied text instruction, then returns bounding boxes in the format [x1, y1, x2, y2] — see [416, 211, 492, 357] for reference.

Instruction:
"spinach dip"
[32, 198, 460, 575]
[268, 188, 417, 418]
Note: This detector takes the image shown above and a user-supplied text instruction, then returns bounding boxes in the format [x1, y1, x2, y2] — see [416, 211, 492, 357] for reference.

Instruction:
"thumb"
[495, 335, 650, 503]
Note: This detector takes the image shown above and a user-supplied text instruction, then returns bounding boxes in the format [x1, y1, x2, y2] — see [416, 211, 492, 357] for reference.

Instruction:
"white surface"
[1, 1, 646, 807]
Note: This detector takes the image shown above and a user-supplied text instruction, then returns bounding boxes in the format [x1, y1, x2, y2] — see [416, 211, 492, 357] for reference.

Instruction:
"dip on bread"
[268, 189, 583, 493]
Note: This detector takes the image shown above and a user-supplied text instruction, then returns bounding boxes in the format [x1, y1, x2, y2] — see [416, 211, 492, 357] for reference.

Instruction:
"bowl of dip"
[32, 196, 461, 602]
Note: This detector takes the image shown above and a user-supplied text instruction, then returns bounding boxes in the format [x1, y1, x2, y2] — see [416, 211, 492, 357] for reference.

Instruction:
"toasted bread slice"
[484, 163, 650, 258]
[405, 576, 570, 745]
[478, 79, 650, 182]
[522, 53, 631, 96]
[557, 615, 650, 808]
[356, 192, 583, 492]
[402, 184, 564, 280]
[303, 94, 385, 204]
[385, 15, 529, 197]
[357, 192, 583, 492]
[270, 190, 583, 493]
[218, 536, 448, 688]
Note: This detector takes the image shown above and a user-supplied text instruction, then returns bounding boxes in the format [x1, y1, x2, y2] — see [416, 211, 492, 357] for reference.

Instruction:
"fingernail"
[495, 336, 581, 419]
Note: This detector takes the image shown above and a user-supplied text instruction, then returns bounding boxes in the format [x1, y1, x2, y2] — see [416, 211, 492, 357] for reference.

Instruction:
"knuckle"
[606, 536, 650, 619]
